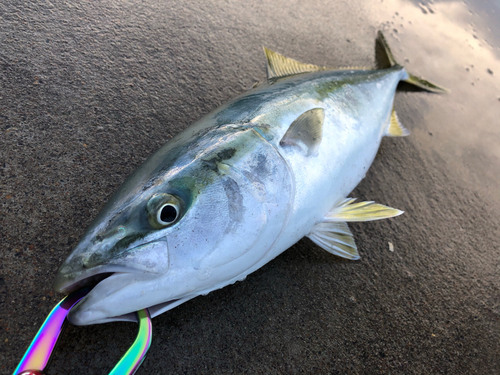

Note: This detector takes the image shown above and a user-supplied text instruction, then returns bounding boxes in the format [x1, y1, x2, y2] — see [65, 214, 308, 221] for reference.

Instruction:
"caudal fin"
[377, 31, 448, 93]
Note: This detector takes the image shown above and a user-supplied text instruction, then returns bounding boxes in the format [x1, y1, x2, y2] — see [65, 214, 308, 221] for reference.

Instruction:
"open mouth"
[59, 272, 115, 294]
[55, 264, 189, 324]
[55, 240, 170, 294]
[54, 264, 137, 294]
[54, 239, 180, 323]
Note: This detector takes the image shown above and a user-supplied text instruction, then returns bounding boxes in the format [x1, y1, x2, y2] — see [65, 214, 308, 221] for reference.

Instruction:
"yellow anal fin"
[325, 198, 404, 222]
[307, 222, 359, 260]
[386, 109, 410, 137]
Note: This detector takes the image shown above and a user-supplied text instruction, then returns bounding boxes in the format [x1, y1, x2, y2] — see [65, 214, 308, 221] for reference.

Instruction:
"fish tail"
[376, 31, 448, 93]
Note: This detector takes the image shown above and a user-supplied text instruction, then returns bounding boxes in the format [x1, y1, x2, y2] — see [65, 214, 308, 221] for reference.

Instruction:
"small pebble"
[388, 242, 394, 252]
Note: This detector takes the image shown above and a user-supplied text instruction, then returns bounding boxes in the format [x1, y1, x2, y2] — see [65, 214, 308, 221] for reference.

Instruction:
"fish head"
[54, 125, 293, 325]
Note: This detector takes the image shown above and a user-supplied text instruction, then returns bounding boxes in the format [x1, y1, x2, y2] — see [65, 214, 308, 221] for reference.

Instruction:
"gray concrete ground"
[1, 0, 499, 374]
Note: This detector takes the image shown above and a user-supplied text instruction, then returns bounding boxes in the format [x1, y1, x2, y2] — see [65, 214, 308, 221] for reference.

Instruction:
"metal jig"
[13, 288, 152, 375]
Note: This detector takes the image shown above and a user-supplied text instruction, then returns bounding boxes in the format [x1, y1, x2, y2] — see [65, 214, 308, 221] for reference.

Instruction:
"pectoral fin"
[280, 108, 324, 156]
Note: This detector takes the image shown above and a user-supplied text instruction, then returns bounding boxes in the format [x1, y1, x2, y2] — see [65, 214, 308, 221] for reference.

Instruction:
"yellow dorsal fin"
[386, 109, 410, 137]
[263, 47, 327, 82]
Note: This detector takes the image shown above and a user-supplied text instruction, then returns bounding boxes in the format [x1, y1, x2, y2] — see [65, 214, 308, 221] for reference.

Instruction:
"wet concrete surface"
[1, 0, 499, 374]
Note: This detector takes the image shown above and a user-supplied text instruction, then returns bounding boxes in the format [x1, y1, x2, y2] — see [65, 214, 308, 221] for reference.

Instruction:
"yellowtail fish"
[54, 32, 446, 325]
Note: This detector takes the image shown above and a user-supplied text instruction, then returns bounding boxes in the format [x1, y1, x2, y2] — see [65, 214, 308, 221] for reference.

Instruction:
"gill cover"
[164, 125, 295, 280]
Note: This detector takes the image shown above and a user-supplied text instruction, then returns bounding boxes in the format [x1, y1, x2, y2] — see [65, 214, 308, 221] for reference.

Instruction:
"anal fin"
[308, 222, 359, 260]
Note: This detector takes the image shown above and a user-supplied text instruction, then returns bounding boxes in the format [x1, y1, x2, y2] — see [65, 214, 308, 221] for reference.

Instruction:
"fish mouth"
[62, 268, 187, 325]
[53, 266, 142, 324]
[54, 239, 175, 324]
[54, 264, 135, 295]
[54, 239, 169, 294]
[55, 265, 180, 324]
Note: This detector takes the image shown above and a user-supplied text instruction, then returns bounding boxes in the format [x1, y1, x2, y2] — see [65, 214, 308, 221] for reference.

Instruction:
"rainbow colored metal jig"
[13, 288, 152, 375]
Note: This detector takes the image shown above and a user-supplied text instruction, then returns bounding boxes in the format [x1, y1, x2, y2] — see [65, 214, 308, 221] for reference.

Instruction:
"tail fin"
[377, 31, 448, 93]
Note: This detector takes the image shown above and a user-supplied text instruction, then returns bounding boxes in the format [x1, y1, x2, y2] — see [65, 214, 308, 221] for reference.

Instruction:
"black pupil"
[160, 205, 177, 223]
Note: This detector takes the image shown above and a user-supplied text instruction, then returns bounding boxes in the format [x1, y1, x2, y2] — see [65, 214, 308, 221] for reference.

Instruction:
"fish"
[53, 32, 446, 325]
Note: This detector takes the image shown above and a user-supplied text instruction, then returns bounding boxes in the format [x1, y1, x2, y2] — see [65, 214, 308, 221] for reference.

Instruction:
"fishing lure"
[13, 289, 151, 375]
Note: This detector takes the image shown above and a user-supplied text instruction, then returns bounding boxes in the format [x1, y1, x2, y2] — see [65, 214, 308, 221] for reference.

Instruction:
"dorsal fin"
[279, 108, 324, 156]
[263, 47, 326, 82]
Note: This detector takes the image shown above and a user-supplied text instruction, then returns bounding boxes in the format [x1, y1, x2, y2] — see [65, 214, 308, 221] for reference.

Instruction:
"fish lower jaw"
[69, 298, 188, 325]
[67, 271, 247, 325]
[63, 258, 272, 325]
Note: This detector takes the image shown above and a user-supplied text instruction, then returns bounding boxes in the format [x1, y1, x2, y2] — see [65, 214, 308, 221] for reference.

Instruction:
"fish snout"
[53, 240, 170, 294]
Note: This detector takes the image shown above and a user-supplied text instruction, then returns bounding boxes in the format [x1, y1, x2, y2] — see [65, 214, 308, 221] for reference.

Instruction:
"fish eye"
[158, 203, 179, 225]
[146, 193, 183, 229]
